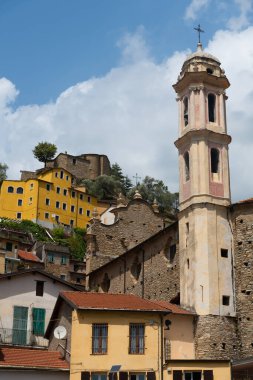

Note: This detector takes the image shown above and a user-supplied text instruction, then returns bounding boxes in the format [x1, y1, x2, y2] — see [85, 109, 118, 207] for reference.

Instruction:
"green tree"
[83, 175, 122, 200]
[33, 142, 57, 167]
[68, 227, 86, 260]
[111, 163, 133, 195]
[128, 176, 178, 216]
[0, 163, 8, 184]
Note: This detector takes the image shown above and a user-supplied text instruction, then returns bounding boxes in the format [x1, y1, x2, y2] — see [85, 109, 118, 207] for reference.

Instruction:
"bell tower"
[173, 42, 235, 316]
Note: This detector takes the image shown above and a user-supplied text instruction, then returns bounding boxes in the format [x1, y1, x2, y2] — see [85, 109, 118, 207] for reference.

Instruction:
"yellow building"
[45, 292, 231, 380]
[0, 167, 99, 229]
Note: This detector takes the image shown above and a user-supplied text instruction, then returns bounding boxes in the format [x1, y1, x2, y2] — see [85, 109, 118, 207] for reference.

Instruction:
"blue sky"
[1, 0, 253, 201]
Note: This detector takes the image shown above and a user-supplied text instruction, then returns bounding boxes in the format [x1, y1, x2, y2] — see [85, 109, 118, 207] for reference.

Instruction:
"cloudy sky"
[0, 0, 253, 202]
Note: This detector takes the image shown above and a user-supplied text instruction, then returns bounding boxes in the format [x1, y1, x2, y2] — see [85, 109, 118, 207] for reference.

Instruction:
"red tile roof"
[18, 250, 40, 262]
[238, 197, 253, 204]
[0, 347, 69, 370]
[151, 300, 195, 315]
[61, 292, 170, 312]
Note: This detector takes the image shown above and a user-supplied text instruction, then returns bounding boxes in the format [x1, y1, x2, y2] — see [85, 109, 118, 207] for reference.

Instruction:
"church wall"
[86, 200, 164, 272]
[194, 315, 238, 360]
[89, 223, 180, 302]
[232, 202, 253, 359]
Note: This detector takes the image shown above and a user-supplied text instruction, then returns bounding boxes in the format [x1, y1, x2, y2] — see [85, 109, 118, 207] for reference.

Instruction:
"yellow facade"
[164, 360, 231, 380]
[70, 309, 163, 380]
[0, 168, 100, 229]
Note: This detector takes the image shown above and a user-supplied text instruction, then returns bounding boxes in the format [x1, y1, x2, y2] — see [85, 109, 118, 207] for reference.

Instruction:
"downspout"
[123, 257, 126, 294]
[142, 248, 145, 299]
[160, 314, 164, 380]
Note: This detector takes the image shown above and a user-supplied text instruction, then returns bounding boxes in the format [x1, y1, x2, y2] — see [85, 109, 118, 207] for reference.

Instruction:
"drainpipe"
[160, 314, 164, 380]
[142, 248, 145, 299]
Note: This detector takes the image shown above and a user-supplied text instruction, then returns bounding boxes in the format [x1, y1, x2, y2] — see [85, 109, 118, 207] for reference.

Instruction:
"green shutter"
[13, 306, 28, 345]
[33, 308, 46, 336]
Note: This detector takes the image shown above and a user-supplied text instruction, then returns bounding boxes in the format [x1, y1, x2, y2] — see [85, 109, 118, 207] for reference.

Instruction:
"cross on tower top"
[194, 24, 204, 44]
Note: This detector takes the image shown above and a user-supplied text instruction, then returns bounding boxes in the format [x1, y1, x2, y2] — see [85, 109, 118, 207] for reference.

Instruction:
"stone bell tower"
[173, 42, 235, 316]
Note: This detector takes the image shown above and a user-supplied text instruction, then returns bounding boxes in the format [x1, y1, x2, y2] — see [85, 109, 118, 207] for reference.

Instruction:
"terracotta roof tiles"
[0, 347, 69, 370]
[151, 300, 195, 315]
[61, 292, 170, 312]
[18, 250, 40, 262]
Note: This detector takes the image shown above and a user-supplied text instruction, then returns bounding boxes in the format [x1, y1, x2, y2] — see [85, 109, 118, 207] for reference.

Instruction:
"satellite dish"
[54, 325, 67, 339]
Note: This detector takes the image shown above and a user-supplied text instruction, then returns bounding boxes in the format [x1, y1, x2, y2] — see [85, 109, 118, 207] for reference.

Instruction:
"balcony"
[0, 328, 48, 348]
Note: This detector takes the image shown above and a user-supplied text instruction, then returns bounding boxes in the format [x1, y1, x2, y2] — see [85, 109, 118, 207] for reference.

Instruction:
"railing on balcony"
[0, 328, 48, 348]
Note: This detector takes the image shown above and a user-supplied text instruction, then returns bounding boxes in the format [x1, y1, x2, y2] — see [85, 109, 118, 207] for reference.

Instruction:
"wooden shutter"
[173, 371, 182, 380]
[147, 372, 156, 380]
[119, 372, 128, 380]
[33, 308, 46, 336]
[203, 370, 213, 380]
[81, 372, 90, 380]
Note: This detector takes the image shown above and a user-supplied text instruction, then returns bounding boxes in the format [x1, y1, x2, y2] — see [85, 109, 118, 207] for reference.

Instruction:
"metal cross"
[194, 24, 204, 44]
[133, 173, 141, 186]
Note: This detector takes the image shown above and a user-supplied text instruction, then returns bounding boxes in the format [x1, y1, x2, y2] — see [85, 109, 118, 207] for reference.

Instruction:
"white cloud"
[1, 27, 253, 202]
[184, 0, 210, 20]
[227, 0, 253, 30]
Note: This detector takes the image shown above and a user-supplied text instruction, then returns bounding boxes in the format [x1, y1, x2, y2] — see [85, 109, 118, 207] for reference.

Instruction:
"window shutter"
[81, 372, 90, 380]
[147, 372, 156, 380]
[109, 373, 117, 380]
[119, 372, 128, 380]
[203, 370, 213, 380]
[173, 371, 182, 380]
[32, 308, 46, 336]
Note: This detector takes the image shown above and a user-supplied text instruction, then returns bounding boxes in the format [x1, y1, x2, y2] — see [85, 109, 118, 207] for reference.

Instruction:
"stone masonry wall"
[86, 199, 164, 273]
[89, 223, 180, 303]
[232, 202, 253, 359]
[194, 315, 238, 360]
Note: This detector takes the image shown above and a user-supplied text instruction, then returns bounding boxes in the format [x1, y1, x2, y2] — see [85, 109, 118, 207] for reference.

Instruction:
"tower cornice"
[173, 71, 230, 94]
[174, 128, 232, 150]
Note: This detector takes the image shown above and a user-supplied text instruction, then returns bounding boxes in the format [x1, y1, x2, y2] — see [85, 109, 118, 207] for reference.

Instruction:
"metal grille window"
[92, 324, 108, 354]
[129, 323, 145, 354]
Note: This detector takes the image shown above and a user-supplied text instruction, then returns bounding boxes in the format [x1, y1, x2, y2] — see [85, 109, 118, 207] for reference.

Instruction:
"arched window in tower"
[183, 97, 189, 127]
[208, 93, 216, 122]
[184, 152, 190, 181]
[211, 148, 220, 181]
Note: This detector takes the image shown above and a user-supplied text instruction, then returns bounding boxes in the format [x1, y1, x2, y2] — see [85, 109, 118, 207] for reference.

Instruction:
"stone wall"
[231, 202, 253, 359]
[194, 315, 238, 360]
[46, 153, 111, 180]
[88, 223, 180, 302]
[86, 199, 164, 273]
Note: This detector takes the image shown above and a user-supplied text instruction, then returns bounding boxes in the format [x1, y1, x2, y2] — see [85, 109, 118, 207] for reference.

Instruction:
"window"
[47, 252, 54, 263]
[87, 196, 91, 203]
[91, 374, 107, 380]
[29, 197, 33, 203]
[79, 207, 83, 215]
[92, 324, 108, 354]
[221, 249, 228, 258]
[208, 93, 216, 122]
[168, 244, 176, 263]
[8, 186, 14, 193]
[130, 374, 145, 380]
[55, 172, 58, 178]
[129, 323, 145, 354]
[73, 158, 76, 165]
[70, 219, 74, 227]
[36, 281, 44, 297]
[18, 199, 22, 206]
[32, 308, 45, 336]
[45, 212, 49, 219]
[87, 210, 90, 217]
[17, 187, 23, 194]
[71, 205, 75, 212]
[80, 194, 83, 200]
[63, 189, 67, 196]
[184, 152, 190, 181]
[17, 212, 22, 219]
[56, 187, 60, 194]
[56, 201, 60, 209]
[184, 372, 202, 380]
[61, 255, 67, 265]
[60, 171, 64, 179]
[211, 148, 219, 174]
[222, 295, 230, 306]
[101, 273, 110, 292]
[183, 96, 189, 127]
[55, 215, 60, 223]
[71, 191, 76, 198]
[60, 274, 66, 280]
[76, 277, 81, 284]
[63, 203, 67, 210]
[30, 183, 34, 190]
[45, 198, 50, 206]
[130, 258, 141, 281]
[46, 184, 51, 191]
[6, 242, 13, 251]
[66, 175, 69, 181]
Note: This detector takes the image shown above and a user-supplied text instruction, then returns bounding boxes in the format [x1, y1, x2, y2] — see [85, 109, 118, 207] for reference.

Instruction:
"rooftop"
[0, 346, 69, 370]
[18, 250, 40, 263]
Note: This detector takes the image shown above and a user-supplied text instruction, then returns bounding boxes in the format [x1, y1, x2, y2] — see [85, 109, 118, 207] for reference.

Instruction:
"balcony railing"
[0, 328, 48, 348]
